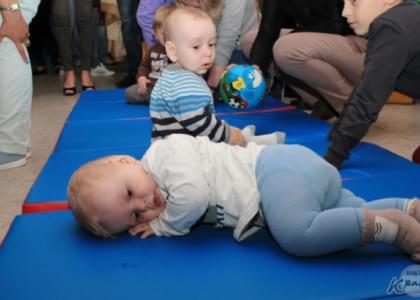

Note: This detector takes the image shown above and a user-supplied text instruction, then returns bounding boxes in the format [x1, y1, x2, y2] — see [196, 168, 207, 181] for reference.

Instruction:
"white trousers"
[0, 0, 40, 154]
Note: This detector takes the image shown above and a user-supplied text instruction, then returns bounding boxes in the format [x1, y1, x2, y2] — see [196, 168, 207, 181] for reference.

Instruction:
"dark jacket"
[249, 0, 353, 74]
[325, 1, 420, 168]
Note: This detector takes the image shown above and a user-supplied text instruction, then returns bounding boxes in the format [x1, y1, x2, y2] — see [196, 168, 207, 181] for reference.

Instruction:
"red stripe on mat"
[216, 105, 296, 116]
[22, 202, 69, 214]
[124, 105, 297, 121]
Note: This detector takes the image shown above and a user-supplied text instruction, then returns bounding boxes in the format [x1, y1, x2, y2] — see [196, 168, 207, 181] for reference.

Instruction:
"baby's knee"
[124, 85, 141, 104]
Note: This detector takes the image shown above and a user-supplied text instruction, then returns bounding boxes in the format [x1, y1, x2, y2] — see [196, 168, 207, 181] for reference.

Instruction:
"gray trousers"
[51, 0, 94, 71]
[125, 84, 151, 104]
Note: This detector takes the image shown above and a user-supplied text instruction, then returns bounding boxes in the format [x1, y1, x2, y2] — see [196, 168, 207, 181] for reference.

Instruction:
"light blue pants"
[256, 145, 410, 257]
[0, 0, 40, 155]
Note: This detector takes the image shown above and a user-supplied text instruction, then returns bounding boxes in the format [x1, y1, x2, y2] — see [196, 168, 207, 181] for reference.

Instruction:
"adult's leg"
[51, 0, 73, 71]
[0, 39, 32, 156]
[91, 6, 100, 68]
[117, 0, 142, 76]
[43, 0, 59, 68]
[273, 32, 367, 110]
[75, 0, 94, 71]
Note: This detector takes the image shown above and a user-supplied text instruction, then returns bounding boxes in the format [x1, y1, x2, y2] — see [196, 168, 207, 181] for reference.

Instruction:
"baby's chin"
[194, 68, 211, 76]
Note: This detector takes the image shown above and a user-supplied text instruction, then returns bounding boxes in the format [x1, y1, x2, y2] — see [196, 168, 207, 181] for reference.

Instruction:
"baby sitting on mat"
[149, 6, 284, 146]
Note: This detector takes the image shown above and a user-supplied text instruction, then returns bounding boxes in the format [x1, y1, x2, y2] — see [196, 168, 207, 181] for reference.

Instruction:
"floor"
[0, 70, 419, 243]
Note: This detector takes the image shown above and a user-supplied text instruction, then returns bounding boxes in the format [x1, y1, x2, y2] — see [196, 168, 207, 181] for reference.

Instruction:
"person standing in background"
[0, 0, 40, 170]
[51, 0, 96, 95]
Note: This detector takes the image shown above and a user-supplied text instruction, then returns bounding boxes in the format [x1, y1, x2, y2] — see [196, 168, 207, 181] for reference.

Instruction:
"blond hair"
[163, 6, 214, 42]
[152, 5, 174, 32]
[175, 0, 224, 25]
[67, 158, 116, 239]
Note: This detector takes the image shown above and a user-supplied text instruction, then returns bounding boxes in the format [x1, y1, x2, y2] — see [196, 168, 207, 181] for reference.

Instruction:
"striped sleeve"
[150, 68, 230, 143]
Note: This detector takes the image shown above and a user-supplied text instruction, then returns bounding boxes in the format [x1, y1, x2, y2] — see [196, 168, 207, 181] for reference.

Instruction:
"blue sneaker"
[0, 152, 26, 171]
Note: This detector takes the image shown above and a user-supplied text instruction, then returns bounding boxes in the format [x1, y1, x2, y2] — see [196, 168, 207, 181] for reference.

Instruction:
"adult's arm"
[0, 0, 29, 61]
[325, 19, 411, 168]
[137, 0, 173, 47]
[137, 47, 152, 78]
[207, 0, 258, 87]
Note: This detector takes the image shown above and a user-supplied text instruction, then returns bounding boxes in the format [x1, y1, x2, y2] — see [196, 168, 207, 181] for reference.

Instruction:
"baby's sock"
[241, 125, 256, 139]
[362, 209, 420, 262]
[246, 132, 286, 145]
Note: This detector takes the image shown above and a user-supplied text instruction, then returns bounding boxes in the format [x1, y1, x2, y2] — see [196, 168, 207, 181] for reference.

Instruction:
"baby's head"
[175, 0, 224, 25]
[152, 5, 174, 46]
[342, 0, 404, 35]
[67, 155, 165, 238]
[164, 6, 216, 75]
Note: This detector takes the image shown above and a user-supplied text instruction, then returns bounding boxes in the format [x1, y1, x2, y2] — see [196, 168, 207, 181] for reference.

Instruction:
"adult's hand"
[0, 10, 29, 61]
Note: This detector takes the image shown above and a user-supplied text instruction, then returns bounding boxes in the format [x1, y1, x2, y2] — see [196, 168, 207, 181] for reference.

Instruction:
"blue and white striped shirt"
[150, 65, 230, 142]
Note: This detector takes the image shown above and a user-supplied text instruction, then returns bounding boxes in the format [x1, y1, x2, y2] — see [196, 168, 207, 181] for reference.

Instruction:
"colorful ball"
[219, 64, 266, 110]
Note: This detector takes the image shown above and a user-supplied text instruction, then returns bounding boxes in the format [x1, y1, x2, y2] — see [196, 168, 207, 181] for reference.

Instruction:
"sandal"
[63, 86, 77, 96]
[82, 85, 96, 91]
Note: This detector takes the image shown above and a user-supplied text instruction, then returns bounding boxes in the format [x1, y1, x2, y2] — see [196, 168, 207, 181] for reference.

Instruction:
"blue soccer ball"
[219, 64, 266, 110]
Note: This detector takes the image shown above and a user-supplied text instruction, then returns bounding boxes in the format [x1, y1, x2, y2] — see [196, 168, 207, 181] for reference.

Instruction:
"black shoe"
[413, 145, 420, 164]
[63, 86, 77, 96]
[310, 100, 337, 120]
[117, 74, 137, 88]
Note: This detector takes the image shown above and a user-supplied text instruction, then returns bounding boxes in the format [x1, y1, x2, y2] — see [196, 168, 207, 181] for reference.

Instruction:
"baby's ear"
[107, 155, 136, 164]
[165, 40, 177, 63]
[119, 156, 136, 164]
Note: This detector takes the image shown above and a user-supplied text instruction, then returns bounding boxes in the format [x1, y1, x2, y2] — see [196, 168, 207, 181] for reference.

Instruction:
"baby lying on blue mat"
[68, 134, 420, 261]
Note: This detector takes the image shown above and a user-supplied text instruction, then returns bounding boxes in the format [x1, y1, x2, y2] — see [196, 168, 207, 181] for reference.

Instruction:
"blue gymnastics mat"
[0, 211, 416, 300]
[344, 173, 420, 200]
[54, 118, 153, 152]
[3, 89, 419, 299]
[56, 109, 325, 153]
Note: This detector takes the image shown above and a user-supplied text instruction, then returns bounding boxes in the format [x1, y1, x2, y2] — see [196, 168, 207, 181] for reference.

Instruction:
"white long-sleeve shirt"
[142, 134, 265, 241]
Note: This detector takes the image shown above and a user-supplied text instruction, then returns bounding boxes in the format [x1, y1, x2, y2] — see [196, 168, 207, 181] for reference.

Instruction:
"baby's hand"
[229, 126, 247, 147]
[137, 76, 151, 95]
[129, 222, 155, 239]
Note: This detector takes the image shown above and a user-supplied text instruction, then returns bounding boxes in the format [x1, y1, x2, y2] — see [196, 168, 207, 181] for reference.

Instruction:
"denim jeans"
[118, 0, 142, 75]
